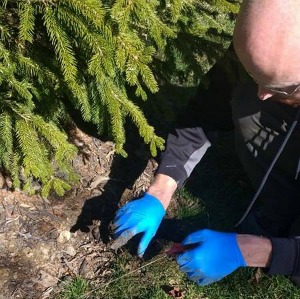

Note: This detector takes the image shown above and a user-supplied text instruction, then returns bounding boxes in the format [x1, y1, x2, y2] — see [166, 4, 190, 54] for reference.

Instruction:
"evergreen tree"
[0, 0, 240, 196]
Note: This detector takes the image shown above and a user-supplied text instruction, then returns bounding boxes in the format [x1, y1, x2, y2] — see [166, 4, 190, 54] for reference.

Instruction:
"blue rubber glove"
[177, 229, 246, 286]
[112, 193, 165, 257]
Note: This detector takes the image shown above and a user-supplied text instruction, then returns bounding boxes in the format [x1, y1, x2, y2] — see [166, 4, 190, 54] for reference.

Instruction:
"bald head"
[234, 0, 300, 87]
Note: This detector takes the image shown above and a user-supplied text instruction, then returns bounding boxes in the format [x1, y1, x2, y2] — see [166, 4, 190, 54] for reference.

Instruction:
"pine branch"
[55, 5, 116, 79]
[111, 0, 175, 50]
[95, 80, 127, 156]
[0, 111, 13, 169]
[10, 78, 33, 103]
[103, 81, 165, 156]
[165, 0, 194, 23]
[1, 0, 8, 9]
[0, 41, 11, 64]
[43, 6, 92, 120]
[15, 52, 57, 85]
[15, 117, 53, 182]
[52, 177, 71, 196]
[31, 114, 77, 168]
[11, 152, 21, 189]
[59, 0, 106, 33]
[0, 8, 11, 42]
[18, 1, 35, 43]
[115, 32, 158, 98]
[88, 80, 108, 132]
[43, 6, 77, 84]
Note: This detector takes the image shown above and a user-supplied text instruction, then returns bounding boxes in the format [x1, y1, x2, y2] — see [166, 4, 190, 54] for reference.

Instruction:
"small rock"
[57, 231, 71, 243]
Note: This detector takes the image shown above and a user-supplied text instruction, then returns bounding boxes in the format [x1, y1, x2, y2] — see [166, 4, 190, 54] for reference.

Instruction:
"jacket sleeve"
[156, 126, 211, 188]
[268, 237, 300, 275]
[155, 63, 233, 188]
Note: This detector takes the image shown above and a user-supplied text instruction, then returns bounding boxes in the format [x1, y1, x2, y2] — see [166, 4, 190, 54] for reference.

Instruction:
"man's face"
[233, 0, 300, 106]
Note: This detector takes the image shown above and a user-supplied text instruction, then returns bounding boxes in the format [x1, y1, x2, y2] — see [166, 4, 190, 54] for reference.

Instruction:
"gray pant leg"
[231, 82, 300, 235]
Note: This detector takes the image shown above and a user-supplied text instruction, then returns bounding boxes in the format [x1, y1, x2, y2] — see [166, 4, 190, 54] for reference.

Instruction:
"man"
[112, 0, 300, 285]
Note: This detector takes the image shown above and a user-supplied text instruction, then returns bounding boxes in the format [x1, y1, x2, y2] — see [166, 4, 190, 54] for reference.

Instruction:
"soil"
[0, 127, 159, 299]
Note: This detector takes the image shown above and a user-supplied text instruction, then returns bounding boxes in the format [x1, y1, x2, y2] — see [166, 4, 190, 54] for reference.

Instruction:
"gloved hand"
[112, 193, 165, 257]
[177, 229, 246, 286]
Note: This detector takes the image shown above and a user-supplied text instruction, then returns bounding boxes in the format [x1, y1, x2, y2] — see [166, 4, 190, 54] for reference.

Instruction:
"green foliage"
[57, 276, 89, 299]
[155, 0, 241, 86]
[0, 0, 240, 196]
[175, 187, 206, 219]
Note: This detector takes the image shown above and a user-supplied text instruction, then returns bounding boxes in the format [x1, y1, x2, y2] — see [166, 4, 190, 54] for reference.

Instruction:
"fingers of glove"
[177, 251, 194, 267]
[182, 229, 210, 246]
[114, 210, 147, 233]
[196, 277, 217, 286]
[113, 213, 127, 225]
[114, 204, 135, 222]
[137, 229, 156, 257]
[110, 230, 136, 250]
[179, 263, 195, 274]
[177, 251, 202, 275]
[111, 220, 151, 250]
[112, 212, 133, 230]
[114, 218, 147, 238]
[182, 269, 217, 286]
[114, 225, 132, 239]
[182, 269, 207, 286]
[188, 270, 204, 282]
[114, 219, 134, 237]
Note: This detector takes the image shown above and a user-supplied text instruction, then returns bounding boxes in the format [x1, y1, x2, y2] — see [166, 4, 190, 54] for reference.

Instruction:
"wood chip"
[89, 175, 110, 189]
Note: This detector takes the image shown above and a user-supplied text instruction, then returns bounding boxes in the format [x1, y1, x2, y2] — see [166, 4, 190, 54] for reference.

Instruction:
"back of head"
[233, 0, 300, 85]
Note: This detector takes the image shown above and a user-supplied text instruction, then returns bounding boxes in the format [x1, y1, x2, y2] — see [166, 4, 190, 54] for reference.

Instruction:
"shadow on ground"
[70, 141, 149, 244]
[69, 60, 254, 260]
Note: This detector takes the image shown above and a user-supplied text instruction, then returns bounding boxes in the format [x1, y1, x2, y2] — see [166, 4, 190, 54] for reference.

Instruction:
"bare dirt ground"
[0, 127, 158, 299]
